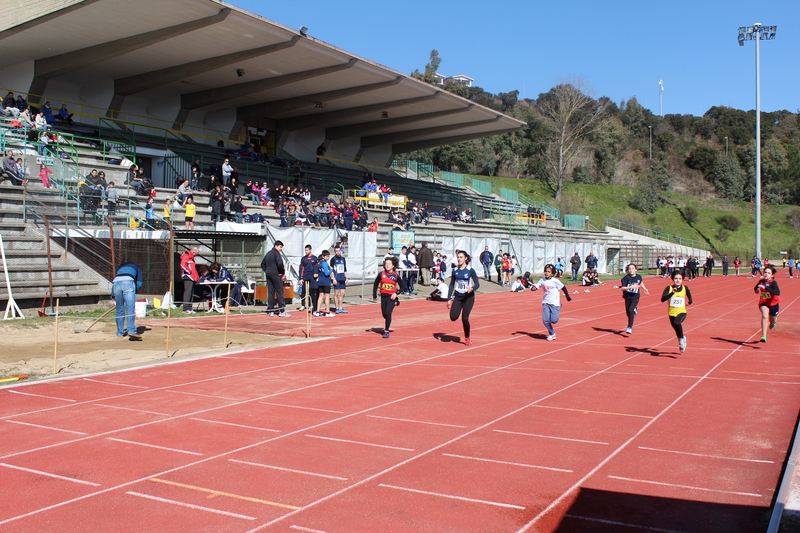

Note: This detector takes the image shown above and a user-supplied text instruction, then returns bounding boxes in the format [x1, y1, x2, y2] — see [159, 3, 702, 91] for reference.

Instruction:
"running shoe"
[679, 337, 686, 352]
[339, 309, 349, 313]
[465, 338, 472, 346]
[634, 307, 638, 315]
[760, 335, 767, 343]
[770, 323, 777, 330]
[382, 330, 390, 338]
[129, 334, 142, 341]
[326, 312, 335, 317]
[546, 334, 556, 341]
[183, 309, 195, 314]
[313, 311, 323, 317]
[335, 309, 344, 314]
[626, 327, 632, 334]
[278, 312, 291, 317]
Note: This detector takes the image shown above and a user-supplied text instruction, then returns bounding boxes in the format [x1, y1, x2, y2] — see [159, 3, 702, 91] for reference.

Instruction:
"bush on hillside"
[716, 214, 741, 231]
[684, 206, 700, 224]
[685, 145, 719, 175]
[787, 208, 800, 232]
[629, 187, 662, 214]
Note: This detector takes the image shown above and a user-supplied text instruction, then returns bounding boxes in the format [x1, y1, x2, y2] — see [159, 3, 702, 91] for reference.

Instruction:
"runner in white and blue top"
[447, 251, 480, 346]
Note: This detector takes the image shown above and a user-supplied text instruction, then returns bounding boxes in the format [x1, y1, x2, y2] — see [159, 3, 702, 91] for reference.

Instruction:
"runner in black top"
[617, 263, 649, 334]
[447, 251, 480, 346]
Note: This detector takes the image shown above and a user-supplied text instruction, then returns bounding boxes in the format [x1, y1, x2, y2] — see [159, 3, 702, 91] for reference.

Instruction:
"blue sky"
[236, 0, 798, 117]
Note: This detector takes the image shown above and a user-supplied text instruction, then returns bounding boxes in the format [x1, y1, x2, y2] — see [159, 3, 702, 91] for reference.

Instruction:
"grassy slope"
[470, 175, 799, 259]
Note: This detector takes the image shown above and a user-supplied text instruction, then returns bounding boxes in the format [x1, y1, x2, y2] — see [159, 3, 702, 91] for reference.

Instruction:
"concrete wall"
[604, 226, 709, 259]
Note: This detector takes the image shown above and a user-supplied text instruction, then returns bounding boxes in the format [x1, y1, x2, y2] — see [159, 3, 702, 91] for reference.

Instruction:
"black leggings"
[449, 291, 475, 338]
[624, 297, 639, 328]
[669, 313, 687, 339]
[380, 293, 396, 331]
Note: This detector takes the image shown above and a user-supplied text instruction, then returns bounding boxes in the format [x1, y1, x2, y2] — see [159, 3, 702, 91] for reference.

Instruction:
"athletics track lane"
[0, 274, 798, 532]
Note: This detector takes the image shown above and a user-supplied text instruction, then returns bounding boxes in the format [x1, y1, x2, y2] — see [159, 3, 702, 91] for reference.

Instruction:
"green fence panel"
[499, 187, 518, 203]
[471, 179, 492, 195]
[439, 171, 464, 186]
[563, 214, 586, 230]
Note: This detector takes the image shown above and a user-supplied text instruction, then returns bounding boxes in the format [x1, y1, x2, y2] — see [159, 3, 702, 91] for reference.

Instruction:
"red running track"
[1, 274, 799, 532]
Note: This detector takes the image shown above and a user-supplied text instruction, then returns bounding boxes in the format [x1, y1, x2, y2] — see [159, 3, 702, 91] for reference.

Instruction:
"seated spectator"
[259, 183, 271, 206]
[34, 111, 49, 131]
[427, 276, 449, 302]
[581, 271, 593, 286]
[368, 217, 379, 232]
[15, 95, 28, 113]
[177, 179, 193, 205]
[57, 104, 73, 124]
[521, 271, 533, 288]
[3, 92, 19, 116]
[41, 102, 56, 125]
[38, 131, 51, 156]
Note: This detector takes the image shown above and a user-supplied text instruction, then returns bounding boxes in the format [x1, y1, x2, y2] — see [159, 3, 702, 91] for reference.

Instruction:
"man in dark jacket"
[2, 150, 23, 185]
[112, 262, 143, 340]
[480, 247, 493, 282]
[261, 240, 290, 317]
[417, 243, 435, 286]
[569, 253, 582, 281]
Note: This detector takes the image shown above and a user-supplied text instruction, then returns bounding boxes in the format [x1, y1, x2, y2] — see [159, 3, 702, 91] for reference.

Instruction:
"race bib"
[381, 283, 395, 291]
[335, 263, 345, 274]
[456, 280, 469, 292]
[670, 296, 684, 308]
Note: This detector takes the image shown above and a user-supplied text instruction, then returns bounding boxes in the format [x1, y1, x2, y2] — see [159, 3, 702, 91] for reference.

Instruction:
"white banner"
[347, 231, 378, 280]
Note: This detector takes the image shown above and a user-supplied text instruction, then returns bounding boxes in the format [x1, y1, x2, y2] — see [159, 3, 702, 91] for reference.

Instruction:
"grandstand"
[0, 0, 708, 309]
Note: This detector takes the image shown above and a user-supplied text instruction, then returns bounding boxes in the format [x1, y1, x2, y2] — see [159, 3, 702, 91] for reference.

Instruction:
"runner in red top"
[755, 265, 781, 342]
[373, 256, 400, 338]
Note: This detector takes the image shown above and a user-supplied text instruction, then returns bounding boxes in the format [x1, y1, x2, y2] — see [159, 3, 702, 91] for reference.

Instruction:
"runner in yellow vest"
[660, 270, 693, 353]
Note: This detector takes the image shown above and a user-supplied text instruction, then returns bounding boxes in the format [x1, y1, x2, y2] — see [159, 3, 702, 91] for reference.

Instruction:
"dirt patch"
[0, 319, 294, 382]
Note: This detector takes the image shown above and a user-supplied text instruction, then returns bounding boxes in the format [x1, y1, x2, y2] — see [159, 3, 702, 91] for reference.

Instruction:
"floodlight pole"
[755, 28, 762, 260]
[738, 22, 775, 260]
[724, 136, 728, 157]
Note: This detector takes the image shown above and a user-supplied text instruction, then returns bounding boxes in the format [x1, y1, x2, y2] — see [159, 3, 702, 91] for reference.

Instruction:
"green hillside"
[472, 175, 800, 259]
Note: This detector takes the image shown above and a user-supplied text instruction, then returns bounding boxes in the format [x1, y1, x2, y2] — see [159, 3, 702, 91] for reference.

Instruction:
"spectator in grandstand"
[368, 217, 379, 232]
[380, 183, 390, 203]
[37, 131, 50, 156]
[106, 182, 118, 214]
[209, 185, 224, 223]
[342, 200, 356, 231]
[184, 197, 195, 230]
[230, 196, 246, 223]
[42, 102, 56, 124]
[39, 163, 53, 188]
[221, 158, 233, 183]
[175, 178, 191, 205]
[259, 183, 271, 206]
[15, 95, 28, 113]
[112, 261, 144, 340]
[3, 92, 19, 116]
[190, 158, 202, 189]
[94, 171, 108, 199]
[316, 143, 326, 163]
[34, 111, 49, 131]
[57, 103, 73, 124]
[19, 108, 34, 128]
[15, 158, 27, 184]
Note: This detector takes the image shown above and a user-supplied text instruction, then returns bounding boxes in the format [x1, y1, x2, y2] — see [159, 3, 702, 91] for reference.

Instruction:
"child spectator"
[39, 164, 53, 188]
[510, 276, 526, 292]
[106, 182, 118, 214]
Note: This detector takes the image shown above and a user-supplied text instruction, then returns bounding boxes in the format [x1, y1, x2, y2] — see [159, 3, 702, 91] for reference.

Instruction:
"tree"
[738, 138, 789, 203]
[709, 157, 745, 201]
[411, 49, 442, 85]
[685, 145, 719, 175]
[536, 79, 607, 199]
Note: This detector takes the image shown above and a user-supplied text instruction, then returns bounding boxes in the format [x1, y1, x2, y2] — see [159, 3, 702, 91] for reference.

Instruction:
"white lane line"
[638, 446, 774, 464]
[378, 483, 525, 510]
[290, 526, 330, 533]
[564, 514, 690, 533]
[6, 420, 87, 435]
[304, 434, 414, 451]
[82, 378, 148, 389]
[189, 418, 281, 433]
[493, 429, 608, 445]
[259, 402, 345, 414]
[442, 453, 572, 473]
[229, 459, 347, 480]
[607, 475, 762, 498]
[106, 438, 203, 456]
[95, 404, 170, 417]
[367, 415, 467, 428]
[125, 491, 255, 520]
[7, 390, 76, 402]
[165, 389, 240, 401]
[0, 463, 100, 486]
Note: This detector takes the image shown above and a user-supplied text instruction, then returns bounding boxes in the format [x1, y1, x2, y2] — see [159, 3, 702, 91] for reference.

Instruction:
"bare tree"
[537, 79, 607, 199]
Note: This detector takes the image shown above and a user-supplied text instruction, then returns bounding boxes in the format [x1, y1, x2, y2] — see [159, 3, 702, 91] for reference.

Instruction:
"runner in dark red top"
[373, 256, 400, 338]
[755, 265, 781, 342]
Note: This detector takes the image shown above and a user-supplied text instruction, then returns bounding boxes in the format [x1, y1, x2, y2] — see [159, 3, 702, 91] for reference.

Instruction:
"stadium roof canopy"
[0, 0, 526, 163]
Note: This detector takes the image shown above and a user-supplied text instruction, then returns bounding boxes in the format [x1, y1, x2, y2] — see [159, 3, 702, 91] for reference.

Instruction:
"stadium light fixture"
[738, 22, 776, 260]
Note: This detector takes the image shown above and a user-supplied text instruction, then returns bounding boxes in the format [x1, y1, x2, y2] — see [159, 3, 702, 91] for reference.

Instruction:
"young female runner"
[530, 264, 572, 341]
[373, 256, 400, 338]
[661, 270, 693, 353]
[618, 263, 649, 334]
[755, 265, 780, 342]
[447, 251, 480, 345]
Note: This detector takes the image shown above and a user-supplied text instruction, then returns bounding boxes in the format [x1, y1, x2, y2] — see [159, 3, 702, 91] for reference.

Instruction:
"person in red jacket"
[180, 246, 200, 313]
[373, 256, 400, 338]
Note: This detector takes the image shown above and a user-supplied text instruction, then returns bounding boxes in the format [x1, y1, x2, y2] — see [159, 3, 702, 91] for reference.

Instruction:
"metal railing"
[606, 219, 710, 251]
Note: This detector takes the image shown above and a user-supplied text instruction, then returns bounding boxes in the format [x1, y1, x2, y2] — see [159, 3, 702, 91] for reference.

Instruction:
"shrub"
[716, 214, 741, 231]
[571, 166, 593, 184]
[684, 206, 699, 224]
[787, 208, 800, 232]
[716, 229, 730, 242]
[629, 187, 662, 214]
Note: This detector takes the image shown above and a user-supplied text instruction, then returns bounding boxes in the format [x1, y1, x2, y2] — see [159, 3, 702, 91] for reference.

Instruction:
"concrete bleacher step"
[1, 264, 81, 282]
[0, 278, 100, 301]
